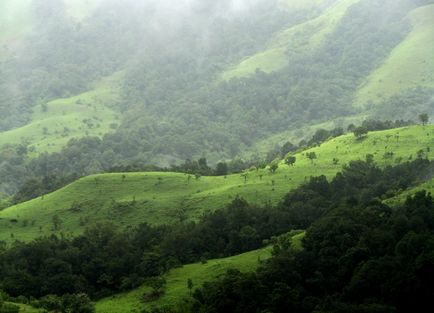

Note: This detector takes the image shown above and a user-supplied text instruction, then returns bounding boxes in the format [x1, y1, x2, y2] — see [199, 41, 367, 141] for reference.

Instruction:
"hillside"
[1, 125, 433, 243]
[96, 246, 273, 313]
[222, 0, 359, 80]
[355, 4, 434, 106]
[386, 177, 434, 206]
[96, 232, 304, 313]
[0, 73, 121, 154]
[0, 0, 433, 190]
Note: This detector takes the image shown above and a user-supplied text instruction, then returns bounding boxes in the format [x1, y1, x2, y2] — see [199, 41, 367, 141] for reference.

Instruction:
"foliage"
[191, 191, 434, 313]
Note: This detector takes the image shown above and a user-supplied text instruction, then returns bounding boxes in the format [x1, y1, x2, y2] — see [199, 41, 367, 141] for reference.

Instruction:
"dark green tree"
[419, 113, 429, 126]
[284, 156, 296, 167]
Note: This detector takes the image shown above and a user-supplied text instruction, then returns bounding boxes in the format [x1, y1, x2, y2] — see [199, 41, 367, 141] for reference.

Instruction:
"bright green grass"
[96, 247, 272, 313]
[355, 4, 434, 106]
[1, 125, 433, 243]
[222, 0, 360, 80]
[241, 114, 367, 159]
[386, 177, 434, 207]
[0, 73, 122, 155]
[96, 232, 305, 313]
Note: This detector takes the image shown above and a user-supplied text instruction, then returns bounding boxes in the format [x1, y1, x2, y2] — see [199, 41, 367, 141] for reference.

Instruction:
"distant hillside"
[1, 125, 432, 243]
[355, 4, 434, 106]
[222, 0, 359, 80]
[1, 0, 433, 201]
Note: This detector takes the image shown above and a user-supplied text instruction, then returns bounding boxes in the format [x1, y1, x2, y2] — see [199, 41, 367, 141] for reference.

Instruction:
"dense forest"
[1, 0, 433, 196]
[1, 0, 434, 312]
[0, 157, 433, 312]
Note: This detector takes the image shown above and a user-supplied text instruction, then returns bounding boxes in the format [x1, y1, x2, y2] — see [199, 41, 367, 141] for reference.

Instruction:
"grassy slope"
[1, 125, 433, 243]
[0, 0, 116, 154]
[222, 0, 359, 80]
[96, 233, 305, 313]
[96, 247, 272, 313]
[241, 114, 367, 159]
[355, 4, 434, 106]
[0, 73, 121, 155]
[386, 177, 434, 207]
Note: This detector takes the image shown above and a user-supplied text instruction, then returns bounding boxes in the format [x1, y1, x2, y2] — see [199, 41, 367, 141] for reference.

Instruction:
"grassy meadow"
[0, 73, 121, 155]
[95, 247, 272, 313]
[0, 125, 432, 243]
[222, 0, 360, 80]
[355, 4, 434, 105]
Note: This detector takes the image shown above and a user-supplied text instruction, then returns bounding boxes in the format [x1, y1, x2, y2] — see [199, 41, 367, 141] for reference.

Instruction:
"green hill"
[96, 233, 303, 313]
[96, 246, 273, 313]
[222, 0, 359, 80]
[355, 4, 434, 106]
[386, 177, 434, 207]
[1, 125, 433, 243]
[0, 73, 121, 155]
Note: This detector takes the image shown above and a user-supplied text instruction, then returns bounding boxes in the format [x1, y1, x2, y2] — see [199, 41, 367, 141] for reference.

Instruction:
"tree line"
[1, 157, 433, 312]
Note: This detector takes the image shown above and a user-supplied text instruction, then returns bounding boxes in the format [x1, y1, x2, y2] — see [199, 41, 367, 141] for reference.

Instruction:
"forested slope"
[1, 125, 432, 243]
[1, 0, 434, 208]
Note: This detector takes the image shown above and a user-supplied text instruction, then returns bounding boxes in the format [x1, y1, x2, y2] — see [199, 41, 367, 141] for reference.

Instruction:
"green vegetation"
[96, 246, 273, 313]
[191, 191, 434, 313]
[222, 0, 360, 80]
[96, 233, 308, 313]
[1, 155, 432, 312]
[1, 125, 432, 243]
[356, 4, 434, 105]
[0, 74, 120, 155]
[386, 177, 434, 206]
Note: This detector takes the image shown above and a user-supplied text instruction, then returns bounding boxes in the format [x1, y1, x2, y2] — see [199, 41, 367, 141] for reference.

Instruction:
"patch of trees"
[191, 190, 434, 313]
[1, 0, 419, 175]
[0, 158, 433, 304]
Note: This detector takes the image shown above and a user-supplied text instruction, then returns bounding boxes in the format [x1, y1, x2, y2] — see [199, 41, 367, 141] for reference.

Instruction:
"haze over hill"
[1, 1, 434, 313]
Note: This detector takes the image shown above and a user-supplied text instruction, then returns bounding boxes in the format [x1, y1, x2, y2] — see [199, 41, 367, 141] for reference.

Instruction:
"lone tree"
[419, 113, 429, 126]
[269, 161, 279, 174]
[52, 214, 62, 231]
[215, 161, 228, 176]
[353, 126, 369, 139]
[284, 156, 296, 166]
[306, 152, 317, 163]
[187, 279, 194, 296]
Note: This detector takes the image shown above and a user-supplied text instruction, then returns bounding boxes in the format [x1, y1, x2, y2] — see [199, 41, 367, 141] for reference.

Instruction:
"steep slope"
[96, 246, 273, 313]
[222, 0, 359, 80]
[0, 73, 121, 154]
[356, 4, 434, 106]
[386, 177, 434, 206]
[96, 233, 303, 313]
[1, 125, 433, 243]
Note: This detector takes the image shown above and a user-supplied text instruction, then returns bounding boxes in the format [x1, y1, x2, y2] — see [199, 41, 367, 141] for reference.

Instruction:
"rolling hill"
[0, 73, 121, 155]
[1, 125, 432, 243]
[1, 0, 433, 165]
[355, 4, 434, 106]
[96, 246, 273, 313]
[95, 232, 304, 313]
[222, 0, 359, 80]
